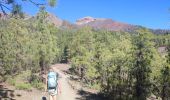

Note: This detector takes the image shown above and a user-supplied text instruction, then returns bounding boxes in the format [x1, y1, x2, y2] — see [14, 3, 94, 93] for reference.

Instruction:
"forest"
[0, 1, 170, 99]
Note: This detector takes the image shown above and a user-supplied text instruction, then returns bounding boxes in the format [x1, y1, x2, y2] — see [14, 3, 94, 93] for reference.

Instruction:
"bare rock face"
[45, 13, 63, 27]
[76, 16, 97, 25]
[75, 16, 137, 32]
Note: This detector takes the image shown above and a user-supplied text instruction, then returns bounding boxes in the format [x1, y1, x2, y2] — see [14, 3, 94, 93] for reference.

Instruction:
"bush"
[88, 83, 101, 90]
[31, 80, 44, 90]
[29, 73, 45, 90]
[6, 77, 16, 86]
[15, 83, 32, 90]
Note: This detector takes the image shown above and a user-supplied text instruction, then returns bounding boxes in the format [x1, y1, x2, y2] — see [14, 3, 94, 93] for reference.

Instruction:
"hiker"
[45, 68, 61, 100]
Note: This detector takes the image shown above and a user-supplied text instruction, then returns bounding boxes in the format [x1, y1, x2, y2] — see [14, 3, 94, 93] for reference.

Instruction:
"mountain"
[151, 29, 170, 34]
[75, 16, 170, 33]
[1, 12, 169, 34]
[45, 13, 63, 27]
[75, 16, 140, 32]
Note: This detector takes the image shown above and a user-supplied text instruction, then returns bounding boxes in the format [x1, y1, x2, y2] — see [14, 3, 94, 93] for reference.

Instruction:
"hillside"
[75, 16, 138, 32]
[0, 12, 169, 34]
[68, 16, 170, 34]
[75, 16, 170, 33]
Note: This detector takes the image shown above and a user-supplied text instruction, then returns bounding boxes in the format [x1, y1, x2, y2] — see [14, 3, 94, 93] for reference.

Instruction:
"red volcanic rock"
[76, 17, 137, 31]
[45, 13, 63, 27]
[76, 16, 96, 25]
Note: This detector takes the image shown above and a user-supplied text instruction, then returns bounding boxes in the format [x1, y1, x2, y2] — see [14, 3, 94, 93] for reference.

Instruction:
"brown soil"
[0, 64, 102, 100]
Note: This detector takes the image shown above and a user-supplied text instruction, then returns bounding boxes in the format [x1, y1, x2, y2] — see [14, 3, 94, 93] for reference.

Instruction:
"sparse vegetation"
[15, 83, 32, 90]
[6, 77, 16, 86]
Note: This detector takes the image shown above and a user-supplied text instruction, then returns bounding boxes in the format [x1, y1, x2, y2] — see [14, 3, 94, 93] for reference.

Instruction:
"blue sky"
[19, 0, 170, 29]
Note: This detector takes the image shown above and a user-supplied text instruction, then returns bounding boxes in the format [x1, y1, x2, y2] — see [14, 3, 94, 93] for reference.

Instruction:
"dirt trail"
[0, 64, 81, 100]
[52, 64, 81, 100]
[0, 64, 157, 100]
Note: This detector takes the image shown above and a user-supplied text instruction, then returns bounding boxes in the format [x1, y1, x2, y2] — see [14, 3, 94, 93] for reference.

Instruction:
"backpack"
[47, 72, 58, 89]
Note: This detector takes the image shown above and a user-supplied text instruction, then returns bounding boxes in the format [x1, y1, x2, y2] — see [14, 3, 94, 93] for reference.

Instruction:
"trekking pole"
[42, 91, 47, 100]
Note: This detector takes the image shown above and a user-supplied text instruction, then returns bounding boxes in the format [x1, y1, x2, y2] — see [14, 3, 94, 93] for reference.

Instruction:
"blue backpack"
[47, 72, 58, 89]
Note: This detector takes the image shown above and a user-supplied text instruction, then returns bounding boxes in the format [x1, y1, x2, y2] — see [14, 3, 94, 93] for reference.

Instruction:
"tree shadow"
[62, 67, 73, 75]
[76, 89, 105, 100]
[42, 96, 47, 100]
[0, 85, 21, 100]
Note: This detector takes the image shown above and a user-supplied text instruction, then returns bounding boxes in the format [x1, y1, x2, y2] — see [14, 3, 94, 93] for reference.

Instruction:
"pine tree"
[34, 8, 58, 73]
[131, 29, 154, 100]
[160, 43, 170, 100]
[70, 27, 95, 82]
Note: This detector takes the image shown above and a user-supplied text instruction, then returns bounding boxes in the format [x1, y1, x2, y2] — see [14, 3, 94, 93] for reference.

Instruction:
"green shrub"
[6, 77, 16, 86]
[31, 80, 44, 90]
[15, 83, 32, 90]
[29, 74, 45, 90]
[88, 83, 101, 90]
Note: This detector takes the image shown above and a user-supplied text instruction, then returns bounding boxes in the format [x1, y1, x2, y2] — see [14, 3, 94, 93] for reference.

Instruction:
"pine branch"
[1, 3, 11, 10]
[0, 3, 7, 14]
[28, 0, 46, 7]
[0, 1, 11, 15]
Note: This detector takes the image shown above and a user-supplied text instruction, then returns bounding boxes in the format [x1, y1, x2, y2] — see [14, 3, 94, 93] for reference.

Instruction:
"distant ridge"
[1, 12, 169, 34]
[75, 16, 170, 33]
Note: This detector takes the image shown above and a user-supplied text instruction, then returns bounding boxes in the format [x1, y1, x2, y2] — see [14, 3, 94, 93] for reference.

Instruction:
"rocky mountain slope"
[75, 16, 170, 33]
[75, 16, 138, 32]
[0, 12, 169, 34]
[45, 13, 63, 27]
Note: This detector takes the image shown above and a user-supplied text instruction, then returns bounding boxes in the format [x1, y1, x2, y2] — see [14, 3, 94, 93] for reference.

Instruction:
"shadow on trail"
[42, 96, 47, 100]
[0, 85, 21, 100]
[76, 89, 105, 100]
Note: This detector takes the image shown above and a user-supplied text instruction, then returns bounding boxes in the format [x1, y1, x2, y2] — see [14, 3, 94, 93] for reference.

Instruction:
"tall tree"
[160, 43, 170, 100]
[131, 29, 154, 100]
[34, 8, 58, 73]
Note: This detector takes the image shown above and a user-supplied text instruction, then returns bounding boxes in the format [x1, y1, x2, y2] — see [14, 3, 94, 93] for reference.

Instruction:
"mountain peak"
[45, 13, 63, 27]
[76, 16, 96, 25]
[76, 16, 109, 25]
[75, 16, 137, 31]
